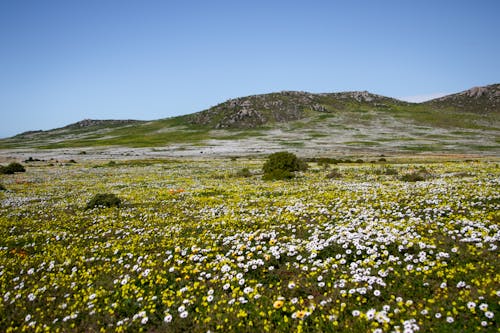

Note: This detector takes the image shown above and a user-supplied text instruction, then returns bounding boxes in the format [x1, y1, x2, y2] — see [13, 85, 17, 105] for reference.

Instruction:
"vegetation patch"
[0, 158, 498, 332]
[85, 193, 122, 209]
[262, 151, 308, 180]
[0, 162, 26, 174]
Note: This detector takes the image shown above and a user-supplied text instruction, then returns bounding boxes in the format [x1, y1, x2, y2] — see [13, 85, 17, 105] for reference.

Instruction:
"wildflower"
[294, 310, 308, 319]
[479, 303, 488, 311]
[273, 300, 284, 309]
[352, 310, 360, 317]
[366, 308, 376, 320]
[164, 314, 172, 323]
[485, 311, 494, 319]
[180, 311, 188, 318]
[446, 316, 454, 323]
[467, 301, 476, 309]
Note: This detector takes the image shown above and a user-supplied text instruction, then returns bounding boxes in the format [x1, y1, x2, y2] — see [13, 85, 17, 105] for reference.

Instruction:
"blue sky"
[1, 1, 499, 138]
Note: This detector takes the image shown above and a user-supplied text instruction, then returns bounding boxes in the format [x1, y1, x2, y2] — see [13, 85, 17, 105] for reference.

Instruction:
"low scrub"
[262, 169, 294, 181]
[400, 168, 432, 182]
[0, 162, 26, 174]
[236, 168, 252, 178]
[325, 168, 342, 179]
[86, 193, 121, 209]
[374, 166, 399, 176]
[263, 151, 307, 180]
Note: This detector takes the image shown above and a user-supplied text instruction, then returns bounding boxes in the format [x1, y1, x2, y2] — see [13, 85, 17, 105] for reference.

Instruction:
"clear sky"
[1, 0, 499, 138]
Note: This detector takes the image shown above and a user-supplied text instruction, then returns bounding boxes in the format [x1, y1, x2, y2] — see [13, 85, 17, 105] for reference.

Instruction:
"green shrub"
[262, 151, 307, 180]
[326, 169, 342, 179]
[374, 166, 398, 176]
[262, 169, 294, 181]
[236, 168, 252, 178]
[0, 162, 26, 174]
[400, 168, 431, 182]
[0, 183, 5, 191]
[263, 152, 307, 173]
[86, 193, 121, 209]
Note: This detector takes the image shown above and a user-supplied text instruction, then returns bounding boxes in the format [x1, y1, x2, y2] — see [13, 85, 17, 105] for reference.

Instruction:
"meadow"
[0, 157, 498, 332]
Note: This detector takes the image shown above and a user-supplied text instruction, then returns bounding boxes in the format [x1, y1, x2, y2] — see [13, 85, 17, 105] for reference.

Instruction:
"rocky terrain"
[0, 84, 498, 157]
[423, 83, 500, 113]
[188, 90, 407, 129]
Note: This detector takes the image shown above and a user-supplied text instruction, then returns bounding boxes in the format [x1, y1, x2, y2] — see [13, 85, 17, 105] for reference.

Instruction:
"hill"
[423, 83, 500, 114]
[0, 84, 498, 156]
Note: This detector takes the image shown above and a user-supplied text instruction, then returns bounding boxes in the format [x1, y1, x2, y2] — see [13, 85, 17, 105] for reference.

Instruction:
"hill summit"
[424, 83, 500, 114]
[187, 91, 406, 129]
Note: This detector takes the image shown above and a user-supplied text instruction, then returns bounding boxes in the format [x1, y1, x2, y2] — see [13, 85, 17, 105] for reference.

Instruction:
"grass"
[279, 141, 306, 147]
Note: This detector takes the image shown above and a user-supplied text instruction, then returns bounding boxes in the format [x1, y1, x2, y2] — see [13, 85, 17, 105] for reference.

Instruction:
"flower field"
[0, 158, 499, 332]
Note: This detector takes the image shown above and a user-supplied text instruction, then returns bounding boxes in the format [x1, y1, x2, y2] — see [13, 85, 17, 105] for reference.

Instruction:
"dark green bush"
[86, 193, 121, 209]
[400, 168, 431, 182]
[236, 168, 252, 178]
[263, 152, 307, 173]
[262, 151, 307, 180]
[0, 162, 26, 174]
[0, 183, 6, 191]
[262, 169, 294, 181]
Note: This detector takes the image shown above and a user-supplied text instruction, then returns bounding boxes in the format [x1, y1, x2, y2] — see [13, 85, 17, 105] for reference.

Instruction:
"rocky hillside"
[0, 84, 498, 154]
[188, 90, 407, 129]
[424, 83, 500, 114]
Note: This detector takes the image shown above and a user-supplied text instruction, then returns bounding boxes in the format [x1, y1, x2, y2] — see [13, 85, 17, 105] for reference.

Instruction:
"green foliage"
[262, 169, 294, 181]
[0, 183, 5, 191]
[86, 193, 121, 209]
[263, 151, 307, 174]
[262, 151, 307, 180]
[400, 168, 431, 182]
[0, 162, 26, 174]
[374, 166, 399, 176]
[236, 168, 252, 178]
[325, 168, 342, 179]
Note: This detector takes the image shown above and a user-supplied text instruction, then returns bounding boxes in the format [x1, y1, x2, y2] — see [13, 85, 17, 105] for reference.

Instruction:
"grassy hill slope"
[0, 85, 498, 154]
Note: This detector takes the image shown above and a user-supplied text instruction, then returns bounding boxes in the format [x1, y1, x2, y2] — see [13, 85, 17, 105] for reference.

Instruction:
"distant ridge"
[63, 119, 142, 129]
[424, 83, 500, 114]
[188, 90, 408, 129]
[0, 83, 498, 155]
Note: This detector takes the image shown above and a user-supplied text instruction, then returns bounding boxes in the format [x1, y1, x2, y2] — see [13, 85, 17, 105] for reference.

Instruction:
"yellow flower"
[295, 310, 307, 319]
[273, 300, 284, 309]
